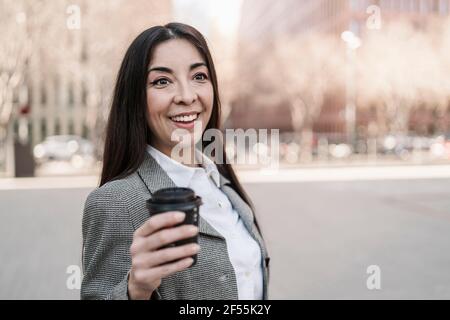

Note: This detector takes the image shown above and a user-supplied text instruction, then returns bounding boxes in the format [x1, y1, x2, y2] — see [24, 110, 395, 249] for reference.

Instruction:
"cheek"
[147, 91, 170, 121]
[199, 84, 214, 113]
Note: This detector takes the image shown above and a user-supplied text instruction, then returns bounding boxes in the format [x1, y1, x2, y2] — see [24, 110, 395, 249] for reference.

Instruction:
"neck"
[151, 143, 201, 168]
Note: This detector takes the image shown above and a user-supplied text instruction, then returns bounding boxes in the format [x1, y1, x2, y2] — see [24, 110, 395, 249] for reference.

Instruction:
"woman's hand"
[127, 211, 200, 300]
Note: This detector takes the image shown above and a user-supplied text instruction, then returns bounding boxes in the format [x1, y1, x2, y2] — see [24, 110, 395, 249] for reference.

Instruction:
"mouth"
[168, 112, 201, 129]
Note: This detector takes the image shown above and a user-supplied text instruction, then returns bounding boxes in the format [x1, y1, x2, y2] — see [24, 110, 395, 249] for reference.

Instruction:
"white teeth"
[171, 113, 199, 122]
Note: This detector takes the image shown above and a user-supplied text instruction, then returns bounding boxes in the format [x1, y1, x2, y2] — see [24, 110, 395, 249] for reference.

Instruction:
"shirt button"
[245, 271, 251, 277]
[218, 201, 223, 208]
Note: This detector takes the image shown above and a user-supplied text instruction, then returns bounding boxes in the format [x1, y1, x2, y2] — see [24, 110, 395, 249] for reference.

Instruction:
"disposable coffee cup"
[146, 187, 202, 266]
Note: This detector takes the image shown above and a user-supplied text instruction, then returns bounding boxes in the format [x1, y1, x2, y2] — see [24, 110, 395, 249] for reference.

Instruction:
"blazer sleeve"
[80, 188, 134, 300]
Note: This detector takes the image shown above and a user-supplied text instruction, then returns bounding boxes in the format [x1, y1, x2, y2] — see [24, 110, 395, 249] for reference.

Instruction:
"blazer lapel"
[136, 152, 224, 240]
[218, 175, 254, 233]
[219, 175, 270, 299]
[219, 179, 268, 259]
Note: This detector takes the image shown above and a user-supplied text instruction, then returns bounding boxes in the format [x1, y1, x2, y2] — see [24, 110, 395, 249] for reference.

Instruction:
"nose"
[174, 80, 197, 105]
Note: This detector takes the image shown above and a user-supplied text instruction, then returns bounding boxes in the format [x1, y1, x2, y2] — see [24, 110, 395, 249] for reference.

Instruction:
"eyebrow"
[147, 62, 207, 74]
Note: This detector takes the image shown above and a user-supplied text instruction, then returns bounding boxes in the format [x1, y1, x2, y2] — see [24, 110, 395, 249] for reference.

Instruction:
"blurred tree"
[0, 1, 28, 131]
[427, 18, 450, 134]
[0, 0, 56, 174]
[209, 23, 240, 126]
[266, 33, 343, 161]
[356, 21, 450, 137]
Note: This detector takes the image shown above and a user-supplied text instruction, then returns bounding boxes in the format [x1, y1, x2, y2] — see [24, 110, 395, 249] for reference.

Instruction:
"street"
[0, 166, 449, 299]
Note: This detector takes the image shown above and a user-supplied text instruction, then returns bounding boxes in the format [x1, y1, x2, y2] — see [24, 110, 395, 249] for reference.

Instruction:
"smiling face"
[146, 38, 214, 158]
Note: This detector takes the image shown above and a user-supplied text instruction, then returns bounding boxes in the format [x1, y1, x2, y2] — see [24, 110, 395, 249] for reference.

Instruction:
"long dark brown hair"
[100, 22, 263, 234]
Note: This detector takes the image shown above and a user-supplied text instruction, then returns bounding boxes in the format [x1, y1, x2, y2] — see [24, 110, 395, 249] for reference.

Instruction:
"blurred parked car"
[429, 134, 450, 160]
[380, 134, 434, 160]
[33, 135, 95, 169]
[329, 143, 353, 159]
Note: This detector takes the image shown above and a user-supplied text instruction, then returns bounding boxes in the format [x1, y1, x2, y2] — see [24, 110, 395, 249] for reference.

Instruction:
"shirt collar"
[196, 148, 221, 188]
[146, 145, 221, 188]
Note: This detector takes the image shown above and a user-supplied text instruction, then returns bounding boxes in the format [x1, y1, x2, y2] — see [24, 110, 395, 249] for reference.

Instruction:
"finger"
[133, 243, 200, 269]
[134, 211, 185, 238]
[153, 257, 195, 278]
[143, 224, 199, 252]
[131, 224, 198, 255]
[133, 257, 195, 283]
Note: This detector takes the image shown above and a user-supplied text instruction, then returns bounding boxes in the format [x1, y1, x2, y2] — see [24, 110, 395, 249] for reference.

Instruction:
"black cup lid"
[150, 187, 198, 204]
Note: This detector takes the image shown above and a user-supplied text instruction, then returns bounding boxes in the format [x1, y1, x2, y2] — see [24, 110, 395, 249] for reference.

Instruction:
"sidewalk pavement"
[1, 164, 450, 190]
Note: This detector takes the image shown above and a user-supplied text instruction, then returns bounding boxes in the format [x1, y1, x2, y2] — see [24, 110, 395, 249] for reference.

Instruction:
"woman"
[81, 22, 270, 300]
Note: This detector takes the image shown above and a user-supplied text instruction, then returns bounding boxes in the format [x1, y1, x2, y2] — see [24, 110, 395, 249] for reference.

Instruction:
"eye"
[150, 78, 171, 87]
[194, 73, 208, 81]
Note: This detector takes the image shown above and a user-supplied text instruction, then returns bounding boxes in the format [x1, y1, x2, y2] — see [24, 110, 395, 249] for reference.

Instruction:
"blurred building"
[233, 0, 450, 137]
[239, 0, 449, 39]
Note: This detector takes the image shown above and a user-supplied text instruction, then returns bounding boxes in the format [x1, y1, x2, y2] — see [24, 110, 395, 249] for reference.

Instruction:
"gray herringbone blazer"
[81, 152, 270, 300]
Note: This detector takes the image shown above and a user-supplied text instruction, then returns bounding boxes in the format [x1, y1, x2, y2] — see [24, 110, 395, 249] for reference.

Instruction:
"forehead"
[149, 38, 205, 68]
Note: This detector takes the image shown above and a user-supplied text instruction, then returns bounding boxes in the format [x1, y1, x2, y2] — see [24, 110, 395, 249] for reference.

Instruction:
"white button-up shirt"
[147, 145, 263, 300]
